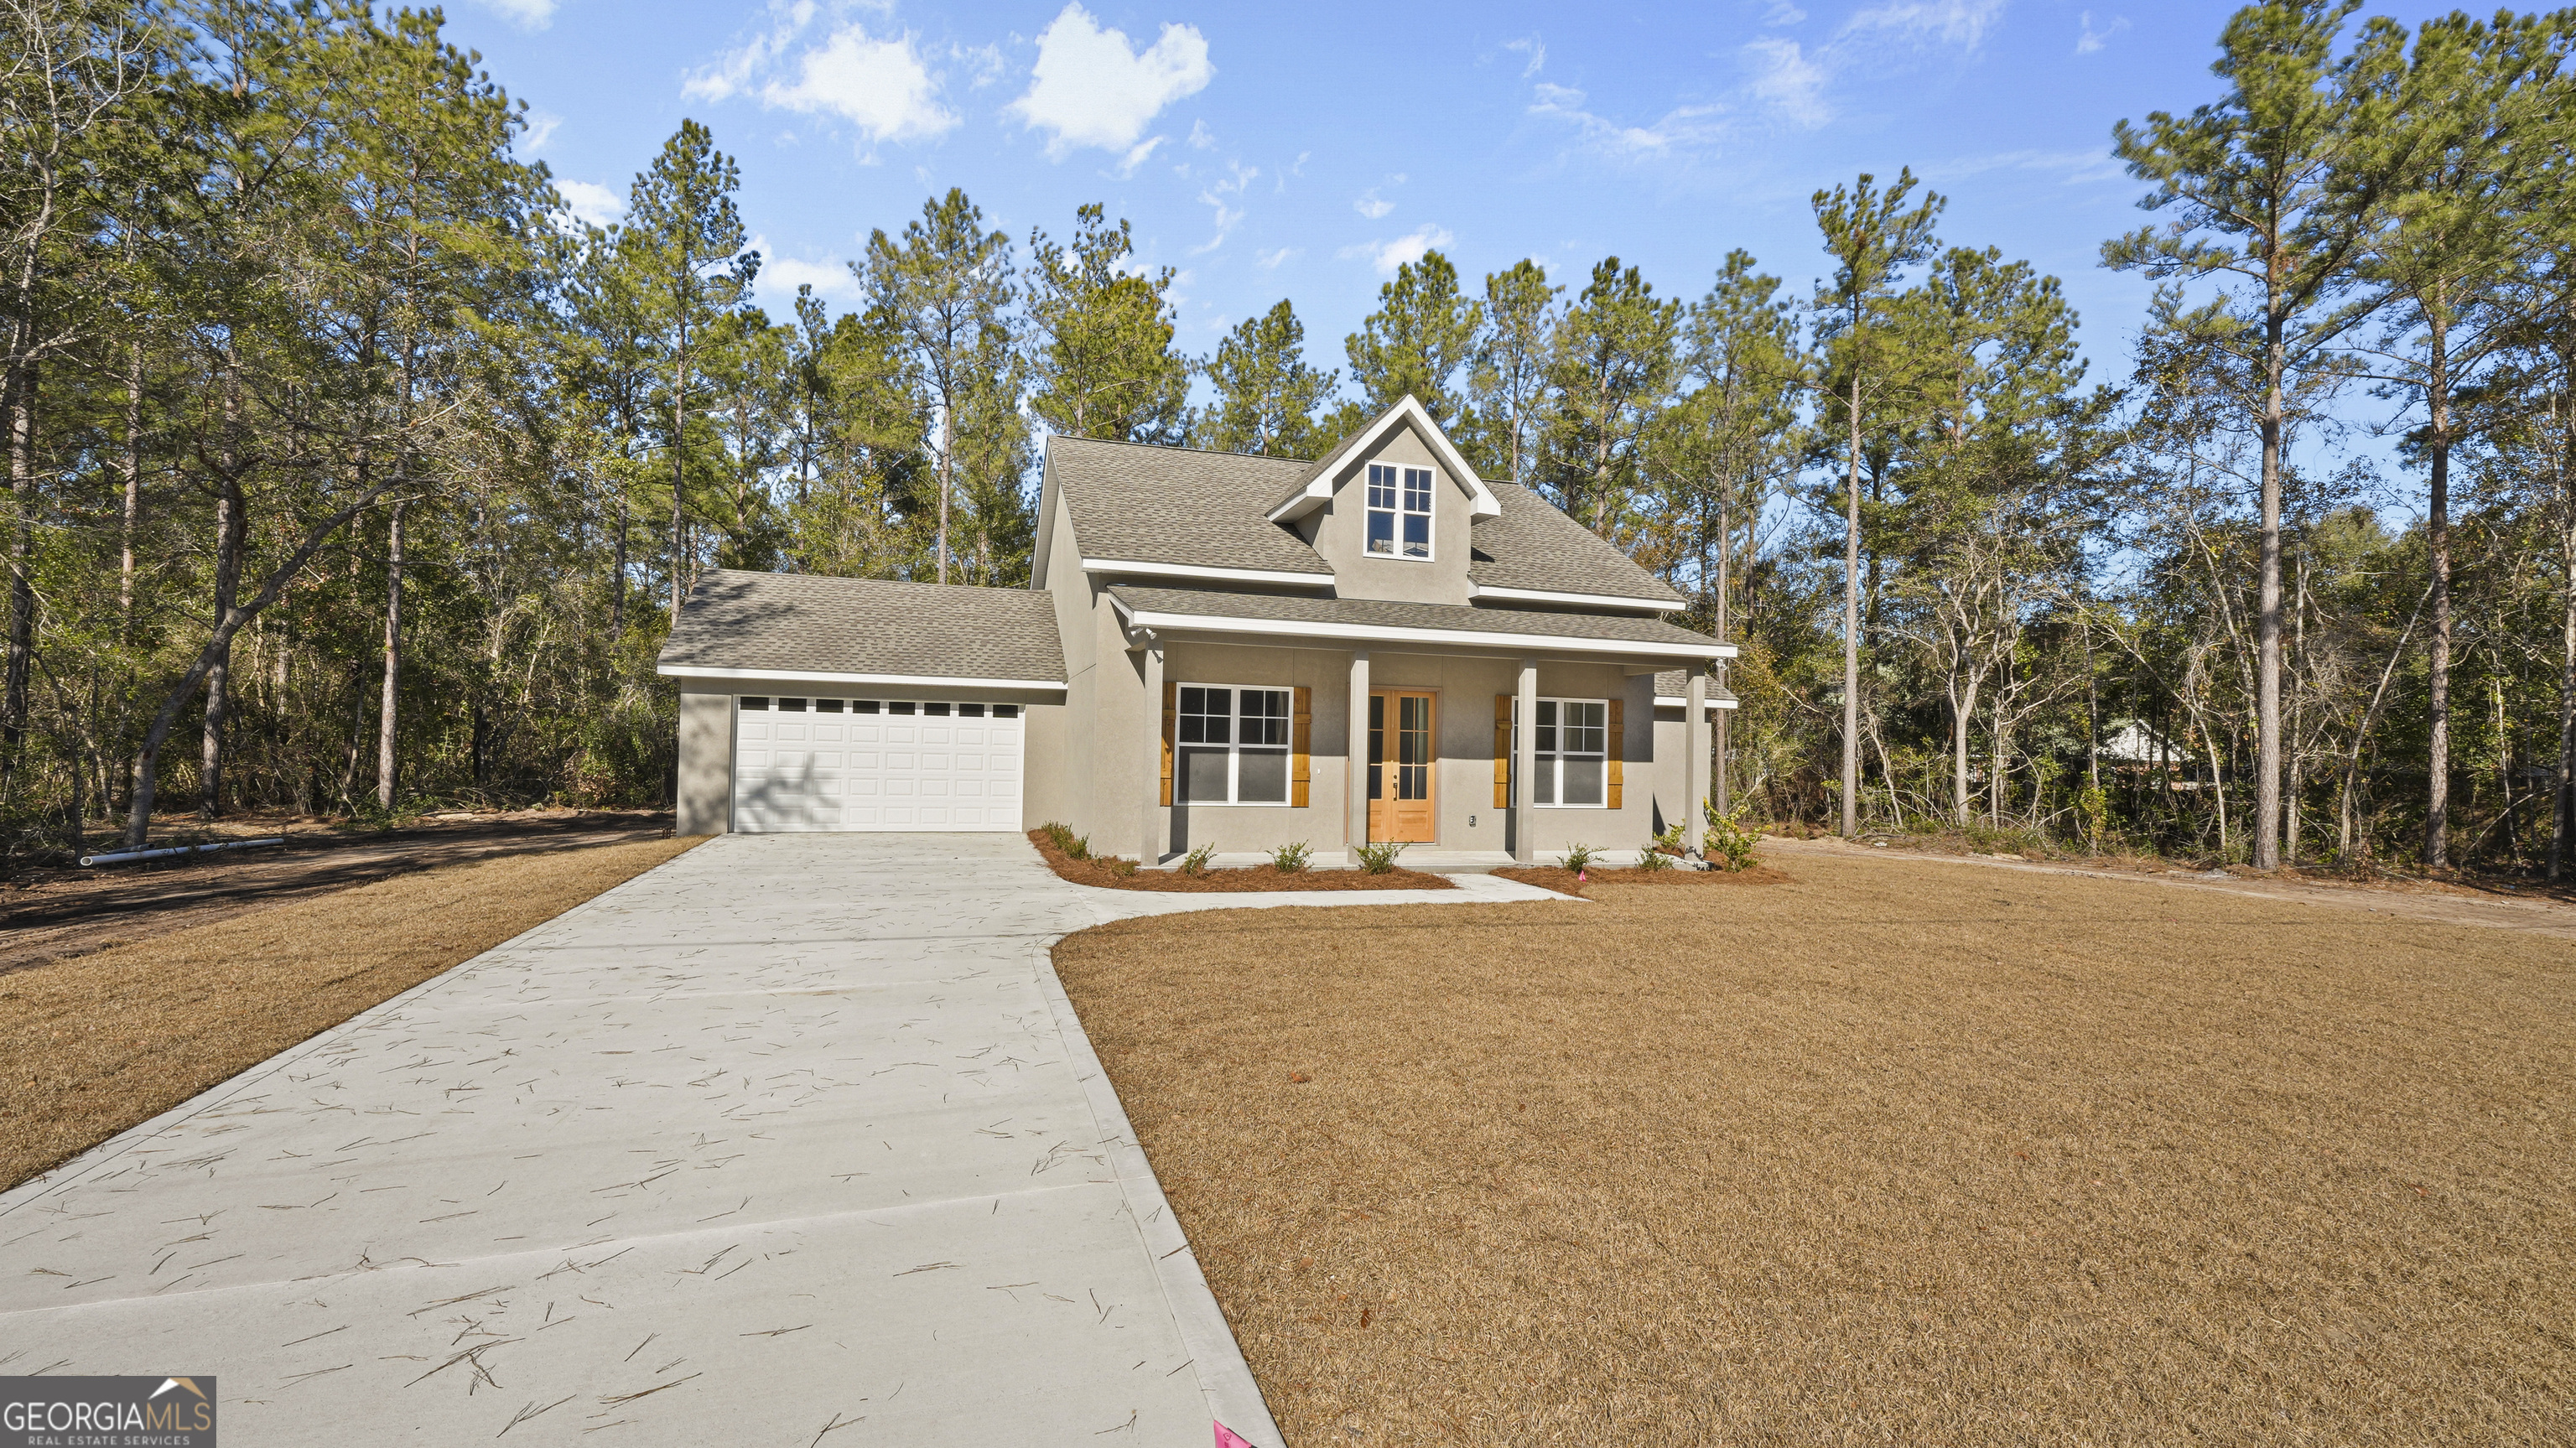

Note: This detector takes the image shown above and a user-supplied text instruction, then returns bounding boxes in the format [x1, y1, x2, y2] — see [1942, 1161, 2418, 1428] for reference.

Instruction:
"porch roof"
[1106, 585, 1735, 662]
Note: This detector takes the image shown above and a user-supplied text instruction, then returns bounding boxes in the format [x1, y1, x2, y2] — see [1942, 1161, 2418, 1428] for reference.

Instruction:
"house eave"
[1107, 596, 1736, 663]
[658, 665, 1069, 692]
[1470, 584, 1679, 614]
[1081, 557, 1332, 587]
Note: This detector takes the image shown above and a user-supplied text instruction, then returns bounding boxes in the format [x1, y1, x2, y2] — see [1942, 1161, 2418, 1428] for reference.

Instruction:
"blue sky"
[439, 0, 2454, 413]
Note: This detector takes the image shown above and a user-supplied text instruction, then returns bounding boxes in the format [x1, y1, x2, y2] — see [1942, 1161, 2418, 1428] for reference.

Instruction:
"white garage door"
[733, 696, 1024, 832]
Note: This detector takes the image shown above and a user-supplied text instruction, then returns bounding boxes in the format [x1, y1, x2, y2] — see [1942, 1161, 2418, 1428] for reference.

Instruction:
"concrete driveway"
[0, 835, 1557, 1445]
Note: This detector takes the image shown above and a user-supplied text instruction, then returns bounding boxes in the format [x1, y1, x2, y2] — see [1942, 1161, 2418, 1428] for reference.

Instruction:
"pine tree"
[1346, 250, 1481, 427]
[1025, 204, 1187, 444]
[1196, 300, 1336, 457]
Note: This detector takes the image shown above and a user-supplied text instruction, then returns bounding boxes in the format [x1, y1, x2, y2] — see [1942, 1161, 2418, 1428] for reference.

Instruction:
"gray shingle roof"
[1653, 667, 1740, 705]
[1470, 482, 1685, 605]
[1107, 586, 1725, 654]
[658, 570, 1067, 682]
[1049, 435, 1330, 576]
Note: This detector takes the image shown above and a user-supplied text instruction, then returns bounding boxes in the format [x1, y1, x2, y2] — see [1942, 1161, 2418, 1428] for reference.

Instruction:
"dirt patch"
[1493, 862, 1793, 897]
[0, 808, 673, 976]
[2, 834, 701, 1192]
[1026, 829, 1454, 892]
[1053, 849, 2576, 1445]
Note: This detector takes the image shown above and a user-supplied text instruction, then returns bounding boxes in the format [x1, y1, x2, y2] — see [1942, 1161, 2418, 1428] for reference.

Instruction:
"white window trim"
[1363, 463, 1436, 563]
[1529, 695, 1610, 809]
[1175, 682, 1296, 807]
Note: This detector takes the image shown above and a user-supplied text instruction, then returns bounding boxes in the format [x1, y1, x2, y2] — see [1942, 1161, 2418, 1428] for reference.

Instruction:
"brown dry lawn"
[1052, 849, 2576, 1445]
[2, 834, 700, 1192]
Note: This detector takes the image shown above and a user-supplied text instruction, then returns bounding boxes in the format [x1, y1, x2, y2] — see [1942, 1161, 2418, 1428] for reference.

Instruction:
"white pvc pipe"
[80, 837, 286, 867]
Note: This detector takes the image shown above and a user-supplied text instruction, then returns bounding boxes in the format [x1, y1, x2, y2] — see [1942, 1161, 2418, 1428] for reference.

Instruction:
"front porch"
[1142, 847, 1673, 875]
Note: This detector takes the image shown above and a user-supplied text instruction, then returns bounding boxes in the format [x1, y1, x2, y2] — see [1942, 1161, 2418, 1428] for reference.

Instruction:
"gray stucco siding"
[676, 685, 734, 836]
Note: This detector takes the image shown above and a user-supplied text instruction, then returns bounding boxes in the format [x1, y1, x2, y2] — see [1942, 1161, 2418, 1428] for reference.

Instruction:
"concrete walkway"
[0, 835, 1569, 1446]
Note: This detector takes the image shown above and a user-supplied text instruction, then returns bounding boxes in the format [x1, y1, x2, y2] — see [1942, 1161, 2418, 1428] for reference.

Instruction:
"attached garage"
[658, 572, 1067, 837]
[732, 696, 1025, 832]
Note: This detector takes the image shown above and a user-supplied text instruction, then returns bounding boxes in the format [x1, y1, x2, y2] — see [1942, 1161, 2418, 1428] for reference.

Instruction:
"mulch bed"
[1495, 862, 1793, 896]
[1026, 830, 1456, 892]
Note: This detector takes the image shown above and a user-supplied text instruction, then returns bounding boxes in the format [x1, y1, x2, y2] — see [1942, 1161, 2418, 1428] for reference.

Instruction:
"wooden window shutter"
[1493, 694, 1512, 809]
[1291, 686, 1312, 807]
[1605, 698, 1623, 809]
[1160, 681, 1177, 807]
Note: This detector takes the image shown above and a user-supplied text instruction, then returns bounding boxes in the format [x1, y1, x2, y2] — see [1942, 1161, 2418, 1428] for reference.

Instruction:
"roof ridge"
[696, 568, 1042, 597]
[1046, 432, 1316, 465]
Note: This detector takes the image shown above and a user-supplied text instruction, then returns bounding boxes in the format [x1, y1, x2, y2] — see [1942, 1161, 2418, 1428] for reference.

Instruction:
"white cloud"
[1354, 195, 1394, 220]
[1841, 0, 2006, 48]
[1522, 0, 1994, 165]
[471, 0, 555, 30]
[1256, 247, 1297, 270]
[519, 109, 562, 153]
[1116, 135, 1166, 176]
[755, 246, 862, 303]
[1342, 225, 1455, 276]
[1187, 118, 1216, 150]
[1742, 38, 1830, 128]
[956, 42, 1008, 88]
[554, 179, 626, 228]
[1926, 148, 2125, 184]
[1530, 83, 1724, 157]
[2076, 12, 2129, 54]
[1191, 160, 1258, 254]
[685, 7, 953, 149]
[1504, 35, 1545, 77]
[761, 26, 953, 142]
[1010, 3, 1213, 158]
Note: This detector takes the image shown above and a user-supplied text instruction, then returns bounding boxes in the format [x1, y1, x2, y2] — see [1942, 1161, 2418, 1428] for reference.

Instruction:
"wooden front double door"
[1367, 690, 1437, 843]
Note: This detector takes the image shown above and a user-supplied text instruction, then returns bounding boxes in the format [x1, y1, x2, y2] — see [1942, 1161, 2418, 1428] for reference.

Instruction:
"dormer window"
[1366, 464, 1433, 560]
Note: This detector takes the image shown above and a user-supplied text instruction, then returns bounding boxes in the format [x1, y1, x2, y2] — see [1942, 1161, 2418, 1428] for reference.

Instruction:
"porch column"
[1345, 651, 1370, 864]
[1511, 658, 1538, 864]
[1140, 632, 1164, 864]
[1685, 669, 1710, 857]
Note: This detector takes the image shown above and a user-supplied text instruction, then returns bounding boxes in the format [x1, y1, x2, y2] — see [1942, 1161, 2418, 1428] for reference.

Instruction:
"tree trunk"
[2251, 319, 2284, 869]
[377, 499, 405, 811]
[2423, 306, 2452, 868]
[2553, 509, 2576, 881]
[3, 358, 36, 792]
[671, 320, 690, 620]
[1841, 366, 1862, 838]
[1712, 496, 1731, 814]
[937, 393, 953, 584]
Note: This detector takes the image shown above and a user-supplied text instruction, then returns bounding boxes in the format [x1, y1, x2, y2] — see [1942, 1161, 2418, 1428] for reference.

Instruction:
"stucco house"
[657, 397, 1737, 865]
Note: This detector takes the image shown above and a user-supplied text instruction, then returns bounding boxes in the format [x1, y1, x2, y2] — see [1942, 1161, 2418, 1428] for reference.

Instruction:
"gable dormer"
[1264, 397, 1500, 605]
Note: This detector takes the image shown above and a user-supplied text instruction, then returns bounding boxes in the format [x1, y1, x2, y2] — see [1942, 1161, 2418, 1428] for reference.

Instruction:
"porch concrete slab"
[0, 834, 1574, 1445]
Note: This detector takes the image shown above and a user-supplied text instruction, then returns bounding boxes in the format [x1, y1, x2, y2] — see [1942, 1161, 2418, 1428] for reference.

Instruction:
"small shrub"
[1651, 823, 1687, 856]
[1271, 840, 1312, 873]
[1701, 800, 1761, 872]
[1636, 843, 1675, 872]
[1180, 842, 1216, 875]
[1354, 839, 1409, 874]
[1105, 856, 1138, 877]
[1560, 842, 1598, 873]
[1040, 822, 1080, 855]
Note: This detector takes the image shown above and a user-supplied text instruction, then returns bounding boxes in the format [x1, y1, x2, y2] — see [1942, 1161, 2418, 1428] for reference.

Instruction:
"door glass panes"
[1397, 695, 1431, 800]
[1367, 693, 1384, 800]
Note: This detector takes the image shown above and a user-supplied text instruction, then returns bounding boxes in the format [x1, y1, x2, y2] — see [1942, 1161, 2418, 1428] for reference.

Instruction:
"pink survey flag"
[1215, 1425, 1257, 1448]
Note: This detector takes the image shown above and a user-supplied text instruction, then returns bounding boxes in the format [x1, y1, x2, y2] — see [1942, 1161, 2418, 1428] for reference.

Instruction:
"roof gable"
[1265, 397, 1500, 524]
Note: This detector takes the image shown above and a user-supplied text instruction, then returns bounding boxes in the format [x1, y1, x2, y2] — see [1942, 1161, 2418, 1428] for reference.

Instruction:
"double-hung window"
[1531, 698, 1608, 807]
[1176, 685, 1292, 804]
[1365, 463, 1434, 559]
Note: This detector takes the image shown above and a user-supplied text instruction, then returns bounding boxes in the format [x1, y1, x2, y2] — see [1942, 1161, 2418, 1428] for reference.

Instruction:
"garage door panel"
[735, 696, 1027, 833]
